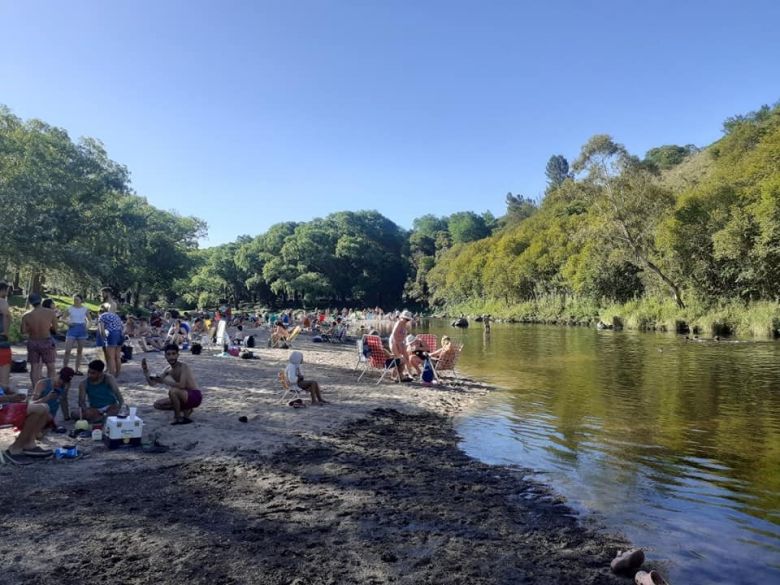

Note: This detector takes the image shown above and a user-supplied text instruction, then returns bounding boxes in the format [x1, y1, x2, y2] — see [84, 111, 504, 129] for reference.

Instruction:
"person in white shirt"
[62, 294, 91, 376]
[286, 351, 328, 405]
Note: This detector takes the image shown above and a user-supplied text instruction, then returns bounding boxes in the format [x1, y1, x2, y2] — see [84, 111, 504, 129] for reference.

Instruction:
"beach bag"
[246, 335, 255, 348]
[11, 358, 27, 373]
[421, 359, 434, 384]
[228, 346, 240, 357]
[240, 350, 254, 359]
[121, 345, 133, 361]
[191, 343, 202, 355]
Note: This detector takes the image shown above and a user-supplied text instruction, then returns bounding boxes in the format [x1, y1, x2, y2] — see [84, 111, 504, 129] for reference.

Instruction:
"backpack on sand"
[246, 335, 255, 348]
[421, 358, 435, 384]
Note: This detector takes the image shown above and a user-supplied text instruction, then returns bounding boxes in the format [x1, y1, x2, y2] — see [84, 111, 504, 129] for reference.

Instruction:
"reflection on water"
[423, 321, 780, 585]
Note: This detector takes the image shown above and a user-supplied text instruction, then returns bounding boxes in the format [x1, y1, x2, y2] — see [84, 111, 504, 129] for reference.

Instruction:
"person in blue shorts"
[96, 303, 124, 378]
[63, 294, 91, 375]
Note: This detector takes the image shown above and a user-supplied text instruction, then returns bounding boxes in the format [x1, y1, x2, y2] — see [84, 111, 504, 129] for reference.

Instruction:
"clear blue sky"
[2, 0, 778, 246]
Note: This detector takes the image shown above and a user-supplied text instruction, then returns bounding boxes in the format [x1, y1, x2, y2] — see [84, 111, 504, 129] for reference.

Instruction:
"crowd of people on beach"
[1, 282, 446, 463]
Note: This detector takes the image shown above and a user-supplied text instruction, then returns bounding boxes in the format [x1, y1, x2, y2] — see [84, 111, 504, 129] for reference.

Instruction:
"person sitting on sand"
[78, 359, 125, 423]
[143, 343, 202, 425]
[139, 319, 164, 351]
[0, 385, 54, 461]
[286, 351, 328, 405]
[124, 315, 145, 352]
[32, 366, 75, 423]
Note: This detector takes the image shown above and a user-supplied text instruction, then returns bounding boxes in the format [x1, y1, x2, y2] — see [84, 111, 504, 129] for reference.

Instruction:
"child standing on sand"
[286, 351, 328, 405]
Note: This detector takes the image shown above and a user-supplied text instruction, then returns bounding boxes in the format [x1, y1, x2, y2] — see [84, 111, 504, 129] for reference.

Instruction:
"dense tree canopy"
[0, 106, 204, 304]
[3, 101, 778, 316]
[425, 102, 780, 311]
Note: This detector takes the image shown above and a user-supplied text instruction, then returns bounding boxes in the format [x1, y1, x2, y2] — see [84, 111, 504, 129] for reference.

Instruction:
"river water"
[420, 319, 780, 585]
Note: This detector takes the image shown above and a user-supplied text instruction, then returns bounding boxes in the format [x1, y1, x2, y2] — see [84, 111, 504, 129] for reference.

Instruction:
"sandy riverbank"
[0, 331, 631, 584]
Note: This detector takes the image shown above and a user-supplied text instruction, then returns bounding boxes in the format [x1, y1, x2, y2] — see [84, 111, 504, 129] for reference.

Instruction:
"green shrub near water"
[439, 295, 780, 339]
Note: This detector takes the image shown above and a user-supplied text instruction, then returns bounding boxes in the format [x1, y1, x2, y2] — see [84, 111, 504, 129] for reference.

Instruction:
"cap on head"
[400, 310, 413, 321]
[28, 293, 42, 306]
[405, 334, 417, 345]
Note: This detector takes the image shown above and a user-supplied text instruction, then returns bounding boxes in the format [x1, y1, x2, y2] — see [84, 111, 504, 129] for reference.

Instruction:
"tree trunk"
[645, 259, 685, 309]
[30, 270, 44, 296]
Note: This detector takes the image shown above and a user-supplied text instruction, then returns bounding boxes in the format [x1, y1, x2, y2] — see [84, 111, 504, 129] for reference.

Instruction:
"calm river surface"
[420, 320, 780, 585]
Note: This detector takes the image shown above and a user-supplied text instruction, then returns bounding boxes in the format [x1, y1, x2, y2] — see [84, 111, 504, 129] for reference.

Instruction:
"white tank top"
[68, 306, 88, 325]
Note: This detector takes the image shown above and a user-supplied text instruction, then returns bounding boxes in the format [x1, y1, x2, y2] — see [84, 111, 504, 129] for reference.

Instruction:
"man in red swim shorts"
[143, 343, 202, 425]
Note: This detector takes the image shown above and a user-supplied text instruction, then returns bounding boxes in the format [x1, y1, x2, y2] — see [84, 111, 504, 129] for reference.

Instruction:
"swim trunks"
[183, 389, 202, 410]
[0, 347, 10, 367]
[27, 339, 56, 365]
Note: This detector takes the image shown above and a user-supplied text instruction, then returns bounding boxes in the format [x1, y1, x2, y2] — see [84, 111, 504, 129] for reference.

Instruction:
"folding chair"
[357, 335, 400, 384]
[329, 325, 348, 343]
[417, 334, 438, 353]
[355, 338, 368, 370]
[287, 326, 302, 346]
[278, 370, 303, 404]
[432, 342, 463, 382]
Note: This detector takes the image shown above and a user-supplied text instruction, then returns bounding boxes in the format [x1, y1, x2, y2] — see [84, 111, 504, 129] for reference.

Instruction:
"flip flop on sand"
[1, 450, 34, 466]
[634, 570, 669, 585]
[22, 447, 53, 458]
[171, 417, 193, 425]
[611, 549, 645, 574]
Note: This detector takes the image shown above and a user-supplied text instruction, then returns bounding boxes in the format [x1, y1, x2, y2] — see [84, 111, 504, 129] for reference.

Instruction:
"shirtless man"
[0, 282, 11, 390]
[100, 287, 118, 312]
[143, 343, 202, 425]
[389, 310, 414, 381]
[21, 293, 58, 386]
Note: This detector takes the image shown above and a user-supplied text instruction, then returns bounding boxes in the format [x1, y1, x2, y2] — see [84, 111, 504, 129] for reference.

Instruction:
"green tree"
[644, 144, 698, 170]
[447, 211, 490, 244]
[572, 135, 684, 308]
[545, 154, 571, 191]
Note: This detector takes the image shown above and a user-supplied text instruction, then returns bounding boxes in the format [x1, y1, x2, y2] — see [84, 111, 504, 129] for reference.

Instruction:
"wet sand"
[0, 331, 630, 584]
